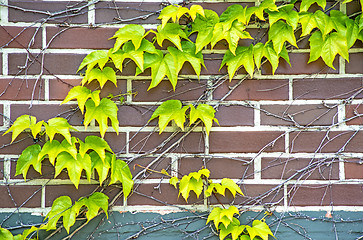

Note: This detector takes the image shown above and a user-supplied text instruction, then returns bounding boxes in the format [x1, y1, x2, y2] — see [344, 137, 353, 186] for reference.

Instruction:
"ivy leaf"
[253, 42, 279, 74]
[77, 192, 109, 221]
[152, 23, 189, 51]
[191, 9, 219, 53]
[44, 196, 73, 231]
[169, 176, 179, 188]
[110, 24, 145, 51]
[38, 137, 78, 165]
[16, 144, 42, 180]
[168, 41, 206, 79]
[149, 100, 189, 133]
[220, 178, 243, 197]
[211, 20, 253, 55]
[3, 115, 43, 143]
[189, 5, 205, 21]
[219, 5, 253, 28]
[44, 117, 76, 145]
[84, 98, 119, 138]
[205, 182, 226, 198]
[299, 12, 318, 37]
[79, 135, 113, 162]
[207, 206, 239, 229]
[313, 10, 335, 38]
[268, 4, 299, 29]
[254, 0, 278, 21]
[300, 0, 326, 12]
[81, 67, 117, 89]
[268, 20, 297, 54]
[246, 220, 274, 240]
[158, 5, 189, 28]
[219, 218, 246, 240]
[221, 44, 255, 80]
[346, 18, 360, 48]
[179, 173, 203, 201]
[0, 227, 14, 239]
[189, 104, 218, 135]
[90, 151, 112, 185]
[55, 152, 92, 188]
[77, 50, 109, 76]
[61, 86, 100, 114]
[110, 157, 134, 200]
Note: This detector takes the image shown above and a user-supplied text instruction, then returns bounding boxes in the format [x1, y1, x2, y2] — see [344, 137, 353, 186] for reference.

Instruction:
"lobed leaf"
[152, 23, 189, 51]
[77, 50, 109, 76]
[246, 220, 274, 240]
[268, 20, 297, 54]
[189, 104, 218, 135]
[169, 176, 179, 188]
[44, 117, 76, 145]
[268, 4, 299, 30]
[110, 157, 134, 201]
[61, 86, 100, 114]
[90, 151, 112, 185]
[219, 218, 245, 240]
[206, 206, 239, 230]
[79, 135, 113, 162]
[38, 137, 78, 165]
[254, 0, 278, 21]
[158, 5, 189, 29]
[110, 24, 146, 52]
[300, 0, 326, 12]
[3, 115, 43, 143]
[77, 192, 109, 221]
[16, 144, 42, 180]
[81, 67, 117, 89]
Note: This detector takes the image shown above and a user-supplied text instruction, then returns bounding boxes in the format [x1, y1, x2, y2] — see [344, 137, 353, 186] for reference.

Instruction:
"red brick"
[0, 133, 42, 155]
[260, 104, 338, 126]
[127, 183, 201, 205]
[346, 53, 363, 74]
[8, 1, 88, 24]
[45, 185, 98, 207]
[118, 105, 157, 127]
[215, 105, 254, 126]
[0, 78, 45, 100]
[209, 131, 285, 153]
[72, 132, 127, 154]
[132, 80, 207, 102]
[0, 185, 42, 208]
[130, 157, 170, 179]
[346, 104, 363, 125]
[0, 159, 4, 180]
[10, 104, 83, 126]
[289, 131, 363, 153]
[0, 104, 3, 125]
[293, 78, 363, 100]
[262, 53, 339, 75]
[179, 157, 254, 179]
[0, 53, 2, 75]
[129, 132, 205, 154]
[213, 79, 289, 101]
[47, 27, 118, 49]
[44, 54, 87, 75]
[261, 157, 339, 180]
[8, 53, 41, 75]
[0, 26, 42, 49]
[345, 159, 363, 179]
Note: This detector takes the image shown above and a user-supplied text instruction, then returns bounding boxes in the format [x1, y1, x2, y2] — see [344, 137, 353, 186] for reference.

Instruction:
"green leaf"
[110, 157, 134, 201]
[110, 24, 146, 51]
[61, 86, 100, 114]
[206, 206, 239, 229]
[81, 67, 117, 89]
[219, 218, 246, 240]
[300, 0, 326, 12]
[3, 115, 43, 143]
[19, 226, 38, 240]
[77, 50, 109, 75]
[191, 9, 219, 53]
[149, 100, 189, 133]
[153, 23, 189, 51]
[219, 5, 253, 28]
[77, 192, 109, 221]
[16, 144, 42, 180]
[268, 20, 297, 54]
[55, 152, 92, 188]
[205, 182, 226, 198]
[169, 176, 179, 188]
[299, 12, 318, 37]
[84, 98, 119, 138]
[268, 4, 299, 29]
[254, 0, 278, 21]
[44, 196, 73, 231]
[158, 5, 189, 28]
[312, 10, 335, 38]
[246, 220, 274, 240]
[168, 41, 206, 79]
[221, 44, 255, 80]
[189, 104, 218, 135]
[220, 178, 243, 197]
[38, 137, 78, 165]
[253, 42, 279, 74]
[179, 174, 203, 201]
[44, 117, 76, 145]
[0, 227, 14, 239]
[189, 5, 205, 21]
[211, 20, 253, 55]
[79, 135, 113, 162]
[90, 151, 112, 185]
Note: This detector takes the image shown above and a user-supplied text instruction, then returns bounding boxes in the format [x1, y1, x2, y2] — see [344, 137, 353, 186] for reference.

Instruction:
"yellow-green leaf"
[169, 176, 179, 188]
[38, 137, 78, 165]
[3, 115, 43, 143]
[77, 192, 109, 221]
[152, 23, 189, 51]
[300, 0, 326, 12]
[16, 144, 42, 180]
[90, 151, 112, 185]
[44, 117, 76, 145]
[189, 104, 218, 135]
[246, 220, 274, 240]
[77, 50, 109, 76]
[254, 0, 278, 21]
[110, 157, 134, 201]
[110, 24, 146, 51]
[79, 135, 113, 162]
[82, 67, 117, 89]
[61, 86, 100, 114]
[268, 20, 297, 54]
[268, 4, 299, 29]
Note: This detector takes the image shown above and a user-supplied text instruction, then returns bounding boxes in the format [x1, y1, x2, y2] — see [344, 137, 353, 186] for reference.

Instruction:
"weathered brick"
[0, 53, 2, 75]
[0, 159, 4, 180]
[346, 53, 363, 74]
[118, 105, 156, 127]
[0, 26, 42, 49]
[293, 78, 363, 100]
[8, 1, 88, 24]
[0, 185, 42, 208]
[346, 104, 363, 125]
[132, 80, 207, 102]
[215, 105, 254, 126]
[8, 53, 41, 75]
[0, 104, 3, 126]
[0, 78, 45, 100]
[209, 131, 285, 153]
[129, 157, 170, 179]
[213, 79, 289, 101]
[0, 133, 42, 155]
[129, 132, 205, 154]
[261, 157, 339, 180]
[262, 53, 339, 75]
[45, 185, 98, 207]
[72, 132, 127, 154]
[260, 104, 338, 126]
[344, 159, 363, 179]
[179, 157, 254, 179]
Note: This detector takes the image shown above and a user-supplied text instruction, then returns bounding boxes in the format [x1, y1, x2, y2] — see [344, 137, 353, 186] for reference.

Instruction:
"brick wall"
[1, 0, 363, 239]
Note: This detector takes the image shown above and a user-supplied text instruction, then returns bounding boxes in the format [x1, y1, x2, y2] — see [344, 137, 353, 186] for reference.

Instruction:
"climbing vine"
[1, 0, 363, 239]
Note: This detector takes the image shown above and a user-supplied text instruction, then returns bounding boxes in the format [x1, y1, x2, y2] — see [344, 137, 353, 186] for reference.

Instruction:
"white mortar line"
[3, 157, 10, 182]
[339, 57, 346, 75]
[253, 102, 260, 127]
[337, 104, 346, 127]
[125, 131, 130, 154]
[254, 155, 261, 180]
[2, 52, 8, 75]
[285, 131, 290, 154]
[43, 78, 49, 101]
[283, 183, 288, 210]
[88, 2, 96, 25]
[42, 26, 47, 50]
[3, 102, 10, 127]
[339, 157, 345, 181]
[170, 155, 178, 177]
[288, 77, 293, 100]
[126, 79, 132, 103]
[41, 185, 46, 209]
[0, 0, 8, 24]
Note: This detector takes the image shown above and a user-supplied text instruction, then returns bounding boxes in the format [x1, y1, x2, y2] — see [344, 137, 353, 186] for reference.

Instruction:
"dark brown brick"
[8, 53, 41, 75]
[129, 132, 205, 154]
[262, 53, 339, 75]
[260, 104, 338, 126]
[289, 131, 363, 153]
[209, 131, 285, 153]
[293, 78, 363, 100]
[129, 157, 170, 179]
[0, 26, 42, 49]
[8, 1, 88, 24]
[0, 185, 42, 208]
[346, 104, 363, 125]
[132, 80, 207, 102]
[47, 27, 118, 49]
[261, 157, 339, 180]
[179, 157, 253, 179]
[0, 53, 2, 75]
[347, 1, 362, 17]
[0, 78, 45, 100]
[99, 132, 127, 154]
[10, 104, 83, 126]
[0, 104, 3, 126]
[345, 159, 363, 179]
[346, 53, 363, 74]
[0, 159, 4, 180]
[127, 183, 201, 205]
[215, 105, 254, 126]
[0, 133, 42, 155]
[213, 79, 289, 101]
[118, 105, 156, 127]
